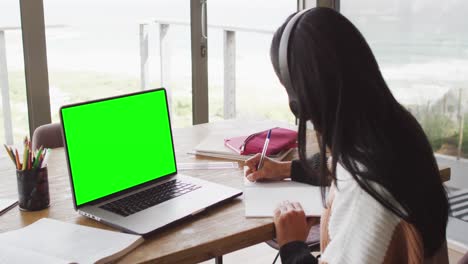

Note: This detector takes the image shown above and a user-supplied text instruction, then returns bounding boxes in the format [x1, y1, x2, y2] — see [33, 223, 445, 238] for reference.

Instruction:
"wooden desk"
[0, 120, 304, 264]
[0, 119, 451, 263]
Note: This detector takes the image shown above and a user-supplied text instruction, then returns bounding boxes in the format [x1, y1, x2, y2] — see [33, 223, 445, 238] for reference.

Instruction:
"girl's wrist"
[280, 161, 292, 179]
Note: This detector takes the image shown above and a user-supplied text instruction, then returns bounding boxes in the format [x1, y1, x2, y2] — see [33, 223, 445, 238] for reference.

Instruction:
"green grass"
[414, 105, 468, 157]
[6, 70, 464, 157]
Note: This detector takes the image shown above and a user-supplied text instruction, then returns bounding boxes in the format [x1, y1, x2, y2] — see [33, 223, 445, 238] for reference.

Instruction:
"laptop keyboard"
[100, 179, 201, 217]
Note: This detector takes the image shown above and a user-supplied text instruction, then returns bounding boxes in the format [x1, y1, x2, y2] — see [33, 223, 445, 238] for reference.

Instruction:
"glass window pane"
[44, 0, 192, 127]
[342, 1, 468, 189]
[208, 1, 303, 123]
[342, 1, 468, 159]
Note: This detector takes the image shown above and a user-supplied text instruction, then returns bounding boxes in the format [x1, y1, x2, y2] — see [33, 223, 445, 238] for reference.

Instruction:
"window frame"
[20, 0, 51, 137]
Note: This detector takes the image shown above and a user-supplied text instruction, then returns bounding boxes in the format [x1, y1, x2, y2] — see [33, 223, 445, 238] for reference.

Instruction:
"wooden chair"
[32, 123, 63, 151]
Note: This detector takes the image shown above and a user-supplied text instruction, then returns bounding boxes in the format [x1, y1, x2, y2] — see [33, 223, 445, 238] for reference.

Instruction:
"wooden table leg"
[215, 256, 223, 264]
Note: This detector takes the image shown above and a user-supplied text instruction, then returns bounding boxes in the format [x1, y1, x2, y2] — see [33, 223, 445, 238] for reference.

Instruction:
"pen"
[257, 129, 272, 170]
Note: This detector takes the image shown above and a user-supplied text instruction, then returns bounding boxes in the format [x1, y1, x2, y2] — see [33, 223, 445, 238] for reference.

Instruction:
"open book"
[0, 218, 143, 264]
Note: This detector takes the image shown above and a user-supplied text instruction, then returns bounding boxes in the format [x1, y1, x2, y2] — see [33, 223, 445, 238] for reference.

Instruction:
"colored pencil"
[22, 146, 29, 171]
[32, 147, 44, 169]
[3, 144, 15, 165]
[4, 136, 50, 171]
[28, 149, 32, 169]
[15, 149, 21, 170]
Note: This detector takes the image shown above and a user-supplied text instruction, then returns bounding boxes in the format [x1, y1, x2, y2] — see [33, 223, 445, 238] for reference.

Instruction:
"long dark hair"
[271, 7, 449, 257]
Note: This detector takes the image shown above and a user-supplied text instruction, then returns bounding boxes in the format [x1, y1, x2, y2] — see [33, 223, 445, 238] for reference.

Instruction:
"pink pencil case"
[224, 127, 298, 156]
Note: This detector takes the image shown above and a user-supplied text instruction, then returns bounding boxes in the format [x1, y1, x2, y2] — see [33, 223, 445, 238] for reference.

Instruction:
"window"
[0, 1, 29, 145]
[207, 0, 302, 124]
[343, 1, 468, 159]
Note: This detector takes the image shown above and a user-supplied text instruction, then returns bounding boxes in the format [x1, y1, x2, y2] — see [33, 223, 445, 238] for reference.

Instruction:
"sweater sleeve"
[280, 241, 318, 264]
[290, 152, 331, 186]
[291, 159, 320, 185]
[291, 160, 318, 185]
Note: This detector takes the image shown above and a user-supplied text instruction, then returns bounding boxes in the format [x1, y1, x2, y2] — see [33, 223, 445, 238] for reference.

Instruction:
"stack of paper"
[192, 132, 293, 161]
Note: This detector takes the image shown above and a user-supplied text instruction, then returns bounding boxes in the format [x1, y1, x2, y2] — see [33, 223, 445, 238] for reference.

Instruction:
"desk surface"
[0, 119, 450, 264]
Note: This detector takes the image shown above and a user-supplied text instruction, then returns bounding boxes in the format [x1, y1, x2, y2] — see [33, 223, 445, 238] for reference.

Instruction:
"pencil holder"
[16, 167, 50, 211]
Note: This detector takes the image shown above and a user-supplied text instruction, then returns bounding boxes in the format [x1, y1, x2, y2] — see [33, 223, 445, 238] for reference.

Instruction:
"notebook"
[0, 218, 143, 264]
[243, 167, 323, 217]
[224, 135, 247, 154]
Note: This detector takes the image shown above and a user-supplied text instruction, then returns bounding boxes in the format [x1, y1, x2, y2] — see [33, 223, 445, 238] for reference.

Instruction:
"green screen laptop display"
[61, 89, 176, 206]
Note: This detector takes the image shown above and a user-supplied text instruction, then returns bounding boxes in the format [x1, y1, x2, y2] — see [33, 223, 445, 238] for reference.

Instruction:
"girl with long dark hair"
[245, 7, 449, 264]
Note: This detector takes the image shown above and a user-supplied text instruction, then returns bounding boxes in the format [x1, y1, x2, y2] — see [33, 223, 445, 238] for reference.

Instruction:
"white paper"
[243, 167, 323, 217]
[0, 245, 69, 264]
[178, 162, 239, 170]
[188, 148, 293, 162]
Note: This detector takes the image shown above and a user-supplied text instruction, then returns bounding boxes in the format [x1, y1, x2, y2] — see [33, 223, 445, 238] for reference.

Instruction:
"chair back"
[459, 251, 468, 264]
[32, 123, 64, 150]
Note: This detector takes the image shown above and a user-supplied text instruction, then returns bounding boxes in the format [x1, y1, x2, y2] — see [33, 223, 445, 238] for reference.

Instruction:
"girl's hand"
[273, 201, 316, 247]
[245, 153, 291, 182]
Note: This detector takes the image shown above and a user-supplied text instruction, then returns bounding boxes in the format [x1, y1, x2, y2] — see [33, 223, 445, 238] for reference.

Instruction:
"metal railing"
[138, 20, 275, 120]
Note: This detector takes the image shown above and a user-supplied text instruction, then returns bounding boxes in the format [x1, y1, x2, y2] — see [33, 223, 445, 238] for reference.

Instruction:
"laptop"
[60, 88, 242, 235]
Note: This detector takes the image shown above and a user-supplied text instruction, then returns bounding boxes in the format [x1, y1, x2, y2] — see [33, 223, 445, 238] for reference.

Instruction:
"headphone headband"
[278, 9, 310, 93]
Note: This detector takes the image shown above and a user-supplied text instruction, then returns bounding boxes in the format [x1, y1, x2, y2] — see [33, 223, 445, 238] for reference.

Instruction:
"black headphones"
[278, 9, 311, 117]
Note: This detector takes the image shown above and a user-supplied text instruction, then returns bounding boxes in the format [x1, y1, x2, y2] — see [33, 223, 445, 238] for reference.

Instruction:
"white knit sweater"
[320, 163, 402, 264]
